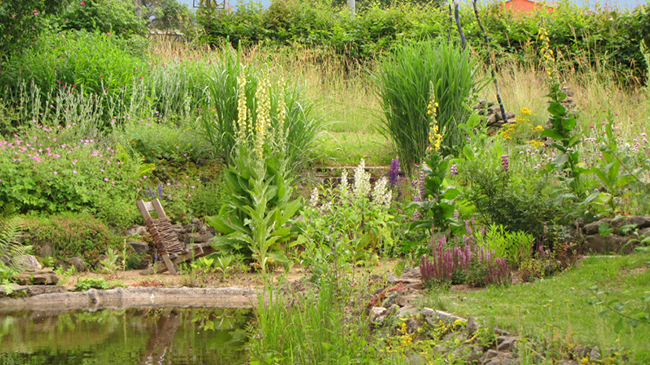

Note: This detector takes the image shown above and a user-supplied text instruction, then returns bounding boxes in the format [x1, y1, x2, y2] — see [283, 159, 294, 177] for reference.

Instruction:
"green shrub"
[0, 124, 145, 225]
[477, 224, 534, 270]
[0, 203, 31, 283]
[0, 0, 71, 59]
[23, 212, 121, 262]
[198, 1, 649, 82]
[463, 160, 564, 242]
[74, 276, 110, 291]
[0, 30, 148, 111]
[59, 0, 147, 38]
[374, 40, 480, 174]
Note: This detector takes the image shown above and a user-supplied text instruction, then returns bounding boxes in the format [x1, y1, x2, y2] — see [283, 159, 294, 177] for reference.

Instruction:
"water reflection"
[0, 307, 252, 365]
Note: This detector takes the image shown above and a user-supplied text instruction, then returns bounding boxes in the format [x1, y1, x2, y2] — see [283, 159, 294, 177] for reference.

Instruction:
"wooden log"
[160, 253, 177, 276]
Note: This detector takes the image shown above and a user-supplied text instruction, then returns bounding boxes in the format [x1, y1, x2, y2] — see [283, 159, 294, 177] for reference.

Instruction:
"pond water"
[0, 307, 253, 365]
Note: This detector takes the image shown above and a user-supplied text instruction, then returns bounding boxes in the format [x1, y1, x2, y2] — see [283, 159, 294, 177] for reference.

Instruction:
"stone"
[612, 216, 650, 231]
[405, 317, 419, 334]
[397, 305, 420, 318]
[557, 361, 579, 365]
[583, 234, 632, 254]
[386, 304, 400, 317]
[125, 225, 148, 237]
[496, 336, 517, 351]
[171, 224, 185, 233]
[582, 218, 613, 235]
[397, 294, 421, 307]
[68, 256, 86, 272]
[572, 346, 589, 358]
[184, 232, 214, 244]
[481, 350, 518, 365]
[382, 292, 400, 308]
[139, 258, 152, 270]
[16, 255, 42, 270]
[422, 307, 463, 326]
[0, 283, 28, 295]
[589, 346, 601, 361]
[127, 241, 149, 254]
[493, 328, 509, 336]
[480, 350, 499, 362]
[15, 269, 59, 285]
[467, 316, 480, 335]
[39, 244, 53, 258]
[28, 286, 67, 296]
[370, 307, 387, 323]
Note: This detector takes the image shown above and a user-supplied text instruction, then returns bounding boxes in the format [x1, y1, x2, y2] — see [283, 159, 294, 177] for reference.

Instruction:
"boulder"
[28, 286, 67, 296]
[16, 269, 59, 285]
[184, 232, 214, 244]
[583, 234, 632, 254]
[611, 216, 650, 231]
[467, 316, 480, 335]
[125, 225, 148, 237]
[496, 335, 518, 351]
[38, 244, 53, 258]
[583, 218, 612, 235]
[68, 256, 87, 272]
[16, 255, 42, 270]
[127, 241, 149, 254]
[422, 307, 463, 326]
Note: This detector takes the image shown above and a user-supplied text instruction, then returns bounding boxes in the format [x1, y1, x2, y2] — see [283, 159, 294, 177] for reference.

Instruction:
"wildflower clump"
[427, 84, 442, 152]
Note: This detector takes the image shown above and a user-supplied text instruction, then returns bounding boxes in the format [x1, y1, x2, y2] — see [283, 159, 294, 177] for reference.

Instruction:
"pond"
[0, 307, 253, 364]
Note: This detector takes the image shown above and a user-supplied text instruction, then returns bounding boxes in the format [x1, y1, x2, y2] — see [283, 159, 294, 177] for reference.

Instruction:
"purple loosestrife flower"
[450, 164, 458, 176]
[501, 155, 509, 172]
[419, 166, 426, 200]
[389, 157, 400, 188]
[148, 187, 153, 197]
[158, 184, 163, 198]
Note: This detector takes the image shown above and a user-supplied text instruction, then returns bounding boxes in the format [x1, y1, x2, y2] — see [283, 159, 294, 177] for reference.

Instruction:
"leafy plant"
[0, 203, 31, 284]
[100, 247, 121, 278]
[477, 224, 534, 269]
[74, 276, 110, 291]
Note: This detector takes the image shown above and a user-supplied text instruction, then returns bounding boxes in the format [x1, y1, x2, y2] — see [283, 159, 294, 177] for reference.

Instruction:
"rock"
[572, 346, 589, 358]
[206, 225, 217, 235]
[495, 110, 516, 122]
[0, 283, 28, 295]
[493, 328, 509, 336]
[15, 269, 59, 285]
[582, 218, 613, 235]
[382, 292, 400, 308]
[481, 350, 518, 365]
[422, 307, 463, 326]
[139, 258, 152, 270]
[184, 232, 214, 244]
[68, 256, 86, 272]
[397, 293, 421, 307]
[496, 336, 517, 351]
[589, 346, 601, 361]
[397, 305, 420, 318]
[16, 255, 42, 270]
[611, 216, 650, 231]
[28, 286, 67, 296]
[405, 317, 419, 334]
[386, 304, 400, 316]
[408, 354, 426, 365]
[583, 234, 632, 254]
[39, 244, 53, 257]
[467, 316, 480, 335]
[557, 361, 579, 365]
[125, 225, 148, 237]
[370, 307, 387, 323]
[127, 241, 149, 254]
[171, 224, 185, 233]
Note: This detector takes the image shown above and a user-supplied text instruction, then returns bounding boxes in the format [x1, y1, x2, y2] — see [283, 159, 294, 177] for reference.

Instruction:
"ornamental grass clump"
[374, 40, 483, 175]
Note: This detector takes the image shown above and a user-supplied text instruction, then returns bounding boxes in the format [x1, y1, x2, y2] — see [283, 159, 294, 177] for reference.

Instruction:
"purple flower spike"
[501, 155, 509, 172]
[158, 184, 163, 198]
[389, 157, 400, 188]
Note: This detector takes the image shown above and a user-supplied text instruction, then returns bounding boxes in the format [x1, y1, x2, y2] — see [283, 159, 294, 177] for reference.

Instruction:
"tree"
[141, 0, 191, 31]
[60, 0, 147, 37]
[0, 0, 71, 59]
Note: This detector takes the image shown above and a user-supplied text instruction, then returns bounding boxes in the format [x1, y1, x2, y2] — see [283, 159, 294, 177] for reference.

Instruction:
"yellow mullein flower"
[533, 125, 544, 131]
[520, 107, 532, 115]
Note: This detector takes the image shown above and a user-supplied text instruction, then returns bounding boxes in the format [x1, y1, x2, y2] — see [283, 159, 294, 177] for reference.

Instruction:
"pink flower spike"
[53, 171, 58, 174]
[73, 170, 77, 174]
[143, 175, 147, 179]
[104, 178, 109, 181]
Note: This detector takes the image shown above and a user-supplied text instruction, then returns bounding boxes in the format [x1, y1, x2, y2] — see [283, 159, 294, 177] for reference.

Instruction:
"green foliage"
[463, 160, 564, 241]
[0, 203, 31, 282]
[207, 148, 301, 272]
[0, 30, 148, 112]
[74, 276, 110, 291]
[141, 0, 191, 31]
[541, 83, 583, 194]
[59, 0, 147, 37]
[0, 0, 71, 59]
[99, 247, 121, 276]
[477, 224, 534, 269]
[199, 49, 322, 169]
[23, 212, 121, 261]
[409, 152, 461, 233]
[198, 1, 649, 81]
[297, 162, 394, 281]
[374, 41, 479, 174]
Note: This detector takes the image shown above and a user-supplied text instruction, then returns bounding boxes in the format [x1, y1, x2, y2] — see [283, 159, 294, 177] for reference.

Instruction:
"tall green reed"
[374, 40, 482, 175]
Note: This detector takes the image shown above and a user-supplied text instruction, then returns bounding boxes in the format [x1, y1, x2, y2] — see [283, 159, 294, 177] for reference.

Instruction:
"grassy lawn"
[422, 251, 650, 363]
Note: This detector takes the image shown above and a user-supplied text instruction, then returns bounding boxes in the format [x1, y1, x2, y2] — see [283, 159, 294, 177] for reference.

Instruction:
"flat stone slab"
[0, 286, 260, 313]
